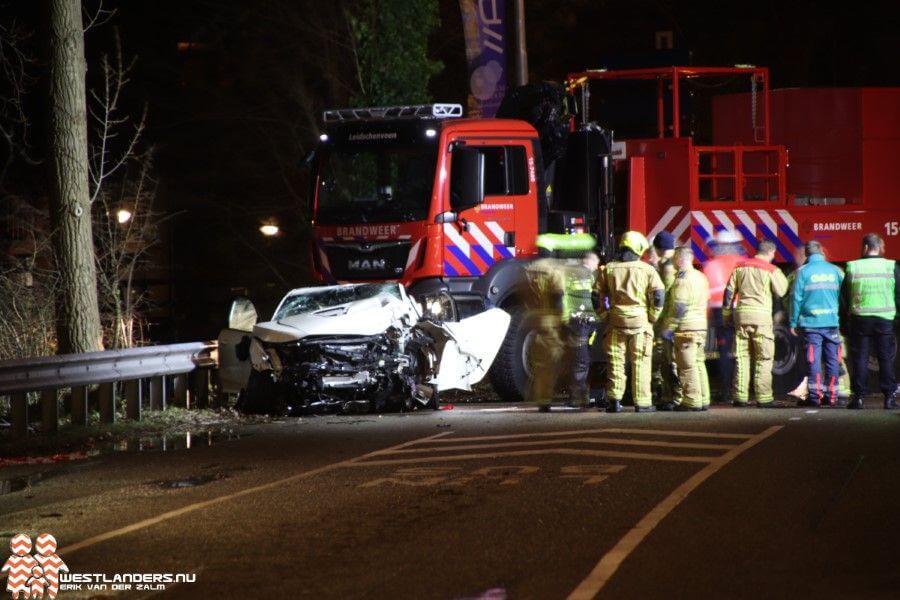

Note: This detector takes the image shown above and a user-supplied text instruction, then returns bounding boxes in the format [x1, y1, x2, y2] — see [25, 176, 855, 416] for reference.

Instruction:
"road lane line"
[384, 437, 737, 454]
[567, 425, 783, 600]
[59, 432, 452, 556]
[424, 428, 755, 444]
[344, 447, 716, 466]
[599, 428, 756, 439]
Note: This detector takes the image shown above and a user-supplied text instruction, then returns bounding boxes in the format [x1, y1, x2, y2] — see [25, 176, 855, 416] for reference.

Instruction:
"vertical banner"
[459, 0, 507, 118]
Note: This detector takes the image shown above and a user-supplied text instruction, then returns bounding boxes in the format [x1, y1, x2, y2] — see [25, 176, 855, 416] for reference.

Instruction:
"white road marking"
[59, 432, 453, 556]
[598, 428, 756, 440]
[567, 425, 783, 600]
[344, 447, 715, 466]
[423, 428, 754, 444]
[386, 437, 736, 454]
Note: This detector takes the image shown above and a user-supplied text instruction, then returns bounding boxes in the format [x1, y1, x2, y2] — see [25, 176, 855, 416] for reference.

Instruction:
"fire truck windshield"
[316, 143, 438, 224]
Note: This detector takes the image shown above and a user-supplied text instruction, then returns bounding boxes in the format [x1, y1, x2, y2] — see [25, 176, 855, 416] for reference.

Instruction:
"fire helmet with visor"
[619, 230, 650, 256]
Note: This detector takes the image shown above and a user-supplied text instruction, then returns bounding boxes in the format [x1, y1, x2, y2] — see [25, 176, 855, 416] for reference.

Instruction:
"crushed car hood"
[253, 294, 413, 342]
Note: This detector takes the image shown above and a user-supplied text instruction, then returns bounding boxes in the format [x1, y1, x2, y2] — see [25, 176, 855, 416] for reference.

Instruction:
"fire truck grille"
[324, 241, 410, 280]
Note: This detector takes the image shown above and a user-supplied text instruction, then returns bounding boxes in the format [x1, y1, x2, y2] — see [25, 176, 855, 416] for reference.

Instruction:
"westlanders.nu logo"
[2, 533, 68, 599]
[3, 534, 197, 597]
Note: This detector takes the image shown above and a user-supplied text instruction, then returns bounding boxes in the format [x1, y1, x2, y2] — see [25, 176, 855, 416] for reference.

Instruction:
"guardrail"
[0, 342, 218, 438]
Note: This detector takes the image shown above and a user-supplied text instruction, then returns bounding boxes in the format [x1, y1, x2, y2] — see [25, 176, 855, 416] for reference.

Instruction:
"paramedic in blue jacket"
[789, 240, 844, 407]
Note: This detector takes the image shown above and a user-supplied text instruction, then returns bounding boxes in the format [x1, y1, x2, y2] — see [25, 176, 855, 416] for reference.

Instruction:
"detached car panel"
[217, 283, 509, 414]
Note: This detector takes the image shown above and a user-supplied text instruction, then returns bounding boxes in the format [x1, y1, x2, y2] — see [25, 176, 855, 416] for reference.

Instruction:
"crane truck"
[308, 65, 900, 401]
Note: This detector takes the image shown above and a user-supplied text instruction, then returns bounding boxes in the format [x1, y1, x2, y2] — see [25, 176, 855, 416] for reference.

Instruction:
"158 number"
[885, 222, 900, 237]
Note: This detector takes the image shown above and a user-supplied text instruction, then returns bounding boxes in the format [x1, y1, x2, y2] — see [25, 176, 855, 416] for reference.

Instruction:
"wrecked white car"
[217, 283, 510, 415]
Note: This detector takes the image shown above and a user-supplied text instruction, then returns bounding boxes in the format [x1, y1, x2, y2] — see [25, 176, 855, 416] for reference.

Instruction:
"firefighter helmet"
[714, 229, 742, 245]
[536, 233, 596, 252]
[619, 231, 649, 256]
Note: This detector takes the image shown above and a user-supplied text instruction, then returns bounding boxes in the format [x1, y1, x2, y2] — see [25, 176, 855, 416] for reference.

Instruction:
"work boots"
[847, 395, 864, 410]
[606, 399, 622, 413]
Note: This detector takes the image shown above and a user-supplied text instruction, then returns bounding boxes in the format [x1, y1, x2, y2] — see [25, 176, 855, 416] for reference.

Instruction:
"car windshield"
[315, 144, 437, 224]
[273, 284, 403, 320]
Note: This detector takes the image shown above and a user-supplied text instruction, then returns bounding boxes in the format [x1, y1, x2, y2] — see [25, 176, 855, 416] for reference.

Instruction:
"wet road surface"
[2, 403, 899, 599]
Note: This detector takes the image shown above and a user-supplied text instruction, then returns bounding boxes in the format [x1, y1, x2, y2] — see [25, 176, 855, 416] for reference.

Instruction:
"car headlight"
[420, 292, 455, 321]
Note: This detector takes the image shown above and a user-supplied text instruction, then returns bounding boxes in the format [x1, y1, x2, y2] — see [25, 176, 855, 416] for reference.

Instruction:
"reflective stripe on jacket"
[561, 262, 596, 322]
[702, 253, 743, 308]
[789, 254, 843, 329]
[723, 256, 789, 326]
[662, 266, 709, 332]
[845, 257, 897, 320]
[596, 259, 665, 329]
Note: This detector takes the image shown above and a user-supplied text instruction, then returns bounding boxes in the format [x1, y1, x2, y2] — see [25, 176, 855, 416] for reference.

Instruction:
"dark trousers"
[848, 316, 897, 398]
[711, 308, 735, 400]
[566, 315, 596, 404]
[801, 327, 841, 402]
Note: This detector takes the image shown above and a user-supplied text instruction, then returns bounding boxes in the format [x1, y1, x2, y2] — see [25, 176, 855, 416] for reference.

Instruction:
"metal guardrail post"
[190, 369, 209, 409]
[211, 370, 226, 409]
[71, 385, 88, 426]
[149, 376, 165, 411]
[11, 392, 27, 437]
[173, 374, 188, 408]
[99, 382, 116, 423]
[125, 379, 142, 420]
[0, 340, 217, 435]
[41, 389, 58, 433]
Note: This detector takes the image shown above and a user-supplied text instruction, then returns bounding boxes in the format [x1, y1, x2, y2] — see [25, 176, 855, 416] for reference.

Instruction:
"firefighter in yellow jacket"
[595, 231, 666, 413]
[524, 238, 566, 411]
[723, 239, 789, 407]
[660, 246, 711, 411]
[524, 233, 597, 411]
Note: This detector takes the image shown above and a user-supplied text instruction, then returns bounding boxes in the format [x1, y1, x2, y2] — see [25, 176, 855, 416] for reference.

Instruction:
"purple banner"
[459, 0, 507, 118]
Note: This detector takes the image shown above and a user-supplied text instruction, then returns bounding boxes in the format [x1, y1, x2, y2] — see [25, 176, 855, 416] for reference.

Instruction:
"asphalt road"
[2, 401, 900, 599]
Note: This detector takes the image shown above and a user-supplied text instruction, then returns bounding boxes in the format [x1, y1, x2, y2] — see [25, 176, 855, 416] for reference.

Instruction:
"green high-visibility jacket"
[844, 257, 897, 320]
[561, 262, 596, 322]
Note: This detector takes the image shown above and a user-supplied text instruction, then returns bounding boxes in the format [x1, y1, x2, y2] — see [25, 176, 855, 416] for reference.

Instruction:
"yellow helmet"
[619, 231, 649, 256]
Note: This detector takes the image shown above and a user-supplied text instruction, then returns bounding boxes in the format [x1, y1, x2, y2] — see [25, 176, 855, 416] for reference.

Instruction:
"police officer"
[561, 249, 600, 408]
[650, 231, 677, 406]
[841, 233, 900, 410]
[723, 239, 789, 407]
[660, 246, 711, 411]
[595, 231, 665, 413]
[789, 240, 844, 407]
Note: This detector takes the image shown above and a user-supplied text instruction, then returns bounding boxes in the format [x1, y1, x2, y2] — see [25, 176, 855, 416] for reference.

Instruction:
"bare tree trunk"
[46, 0, 102, 353]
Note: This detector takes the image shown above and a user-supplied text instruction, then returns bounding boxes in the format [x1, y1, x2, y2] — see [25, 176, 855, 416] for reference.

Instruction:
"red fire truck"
[309, 66, 900, 401]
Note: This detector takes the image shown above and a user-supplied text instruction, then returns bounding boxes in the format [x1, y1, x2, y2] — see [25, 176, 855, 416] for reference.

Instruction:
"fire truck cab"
[311, 103, 585, 400]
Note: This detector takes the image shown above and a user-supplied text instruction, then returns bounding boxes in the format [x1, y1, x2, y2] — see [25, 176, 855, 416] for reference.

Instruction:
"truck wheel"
[773, 323, 805, 395]
[488, 306, 533, 402]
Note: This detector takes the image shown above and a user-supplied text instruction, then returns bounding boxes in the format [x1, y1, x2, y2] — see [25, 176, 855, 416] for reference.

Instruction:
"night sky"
[3, 0, 900, 342]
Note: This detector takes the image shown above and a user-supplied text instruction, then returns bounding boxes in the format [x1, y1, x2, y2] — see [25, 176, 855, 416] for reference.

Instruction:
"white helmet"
[714, 229, 742, 245]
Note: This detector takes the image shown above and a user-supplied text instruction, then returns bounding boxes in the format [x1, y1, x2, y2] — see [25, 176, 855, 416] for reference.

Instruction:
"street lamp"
[259, 223, 280, 237]
[116, 208, 133, 224]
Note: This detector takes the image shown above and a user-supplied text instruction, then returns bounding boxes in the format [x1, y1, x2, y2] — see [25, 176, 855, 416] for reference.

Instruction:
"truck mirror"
[435, 211, 458, 224]
[450, 146, 484, 212]
[228, 297, 258, 332]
